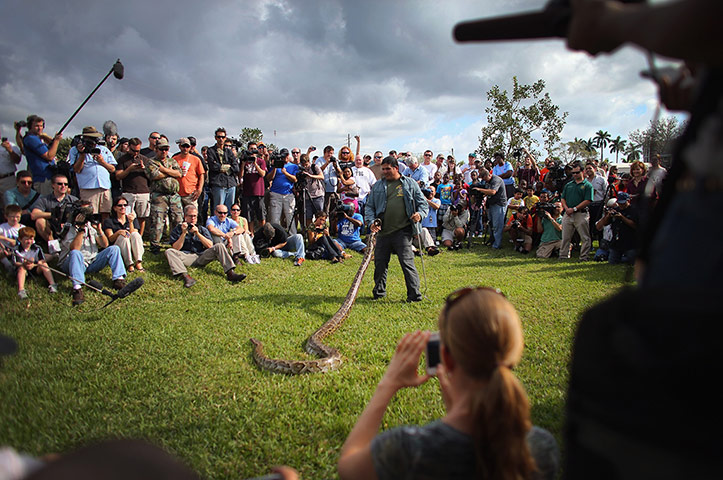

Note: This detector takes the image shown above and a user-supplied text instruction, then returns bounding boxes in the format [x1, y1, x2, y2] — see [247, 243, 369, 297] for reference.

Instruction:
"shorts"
[121, 192, 151, 217]
[242, 195, 266, 222]
[80, 188, 112, 214]
[304, 195, 324, 220]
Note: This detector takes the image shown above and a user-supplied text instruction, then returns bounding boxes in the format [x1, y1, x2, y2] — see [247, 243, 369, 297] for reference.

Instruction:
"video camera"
[227, 137, 243, 150]
[535, 201, 558, 216]
[241, 148, 260, 162]
[334, 201, 355, 218]
[72, 134, 104, 155]
[14, 120, 27, 130]
[270, 150, 287, 169]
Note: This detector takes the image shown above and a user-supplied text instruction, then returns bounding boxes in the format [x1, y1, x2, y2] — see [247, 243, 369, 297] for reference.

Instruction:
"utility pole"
[347, 134, 351, 148]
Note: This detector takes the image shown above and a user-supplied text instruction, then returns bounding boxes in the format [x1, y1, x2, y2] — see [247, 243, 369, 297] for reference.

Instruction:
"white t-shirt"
[0, 141, 21, 176]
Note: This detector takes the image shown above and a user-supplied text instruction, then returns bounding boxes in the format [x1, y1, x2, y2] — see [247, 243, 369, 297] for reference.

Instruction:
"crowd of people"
[0, 117, 664, 304]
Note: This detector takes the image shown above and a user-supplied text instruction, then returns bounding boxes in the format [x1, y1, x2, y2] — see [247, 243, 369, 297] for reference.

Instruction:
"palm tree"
[608, 136, 628, 163]
[582, 138, 598, 158]
[625, 142, 642, 162]
[593, 130, 612, 163]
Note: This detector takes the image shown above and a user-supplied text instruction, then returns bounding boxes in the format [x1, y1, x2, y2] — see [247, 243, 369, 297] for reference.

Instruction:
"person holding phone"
[103, 196, 144, 273]
[338, 287, 559, 480]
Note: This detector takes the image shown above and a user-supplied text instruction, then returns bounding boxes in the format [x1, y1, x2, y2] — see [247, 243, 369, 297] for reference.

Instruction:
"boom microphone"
[116, 277, 144, 299]
[453, 0, 645, 44]
[112, 59, 124, 80]
[87, 280, 115, 298]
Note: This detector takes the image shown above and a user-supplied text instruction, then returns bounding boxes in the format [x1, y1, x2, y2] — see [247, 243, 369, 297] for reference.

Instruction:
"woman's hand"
[379, 330, 431, 391]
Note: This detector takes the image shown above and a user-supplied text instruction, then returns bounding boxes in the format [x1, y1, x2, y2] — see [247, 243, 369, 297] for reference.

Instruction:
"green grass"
[0, 241, 631, 479]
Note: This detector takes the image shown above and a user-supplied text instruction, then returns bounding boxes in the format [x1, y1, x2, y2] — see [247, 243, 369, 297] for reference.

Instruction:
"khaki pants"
[537, 240, 561, 258]
[164, 243, 235, 276]
[560, 212, 591, 260]
[113, 231, 145, 267]
[212, 233, 256, 256]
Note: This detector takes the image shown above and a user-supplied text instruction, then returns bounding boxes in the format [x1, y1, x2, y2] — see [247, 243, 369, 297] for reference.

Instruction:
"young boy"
[506, 189, 525, 221]
[524, 186, 540, 210]
[1, 205, 26, 272]
[12, 226, 57, 299]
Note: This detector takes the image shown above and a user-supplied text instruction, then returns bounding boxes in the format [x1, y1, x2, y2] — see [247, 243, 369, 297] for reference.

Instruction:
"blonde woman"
[339, 287, 559, 480]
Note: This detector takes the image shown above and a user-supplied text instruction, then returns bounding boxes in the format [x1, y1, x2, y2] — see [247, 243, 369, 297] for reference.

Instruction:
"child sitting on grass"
[1, 204, 26, 272]
[12, 226, 57, 299]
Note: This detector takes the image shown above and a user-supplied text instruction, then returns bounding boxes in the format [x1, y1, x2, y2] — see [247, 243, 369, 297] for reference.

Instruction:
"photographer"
[69, 126, 117, 221]
[165, 205, 246, 288]
[30, 173, 79, 244]
[0, 129, 22, 209]
[307, 212, 346, 263]
[334, 202, 366, 253]
[595, 192, 637, 265]
[115, 138, 151, 237]
[477, 167, 507, 249]
[515, 147, 540, 187]
[419, 188, 441, 256]
[504, 206, 534, 254]
[297, 153, 324, 229]
[316, 146, 341, 214]
[535, 202, 563, 258]
[239, 142, 268, 233]
[441, 201, 469, 251]
[266, 148, 299, 234]
[206, 127, 240, 212]
[58, 201, 126, 306]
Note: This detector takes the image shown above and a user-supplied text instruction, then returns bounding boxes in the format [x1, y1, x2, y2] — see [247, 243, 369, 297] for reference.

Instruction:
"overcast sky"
[1, 0, 679, 161]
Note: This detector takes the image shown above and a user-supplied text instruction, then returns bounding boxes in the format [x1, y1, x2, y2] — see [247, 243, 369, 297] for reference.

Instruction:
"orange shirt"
[175, 154, 204, 196]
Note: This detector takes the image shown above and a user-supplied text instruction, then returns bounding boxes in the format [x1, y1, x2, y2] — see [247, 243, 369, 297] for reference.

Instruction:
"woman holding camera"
[306, 212, 347, 263]
[338, 287, 559, 480]
[103, 196, 144, 272]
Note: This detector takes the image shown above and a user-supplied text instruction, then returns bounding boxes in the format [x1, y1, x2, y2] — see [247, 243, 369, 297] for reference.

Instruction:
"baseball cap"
[176, 137, 191, 147]
[616, 192, 630, 204]
[156, 138, 170, 148]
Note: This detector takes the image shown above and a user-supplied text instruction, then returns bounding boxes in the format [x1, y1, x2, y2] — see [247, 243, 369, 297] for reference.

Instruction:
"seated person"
[535, 202, 563, 258]
[595, 192, 638, 265]
[337, 287, 559, 480]
[441, 202, 469, 250]
[334, 203, 366, 253]
[3, 170, 40, 226]
[504, 206, 534, 254]
[1, 204, 25, 272]
[31, 173, 79, 244]
[506, 188, 525, 220]
[103, 196, 144, 273]
[206, 204, 248, 264]
[258, 222, 306, 266]
[165, 205, 247, 288]
[307, 212, 347, 263]
[58, 201, 126, 306]
[229, 203, 260, 264]
[11, 227, 57, 299]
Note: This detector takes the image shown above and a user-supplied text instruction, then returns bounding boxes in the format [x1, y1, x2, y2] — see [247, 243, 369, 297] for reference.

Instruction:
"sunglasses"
[116, 203, 128, 207]
[231, 208, 241, 211]
[150, 136, 161, 140]
[216, 211, 228, 215]
[158, 147, 170, 151]
[215, 135, 226, 139]
[444, 286, 506, 316]
[55, 182, 68, 186]
[374, 155, 382, 159]
[19, 180, 33, 185]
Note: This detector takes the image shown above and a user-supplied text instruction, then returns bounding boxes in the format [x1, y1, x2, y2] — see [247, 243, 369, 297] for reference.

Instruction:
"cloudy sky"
[1, 0, 679, 161]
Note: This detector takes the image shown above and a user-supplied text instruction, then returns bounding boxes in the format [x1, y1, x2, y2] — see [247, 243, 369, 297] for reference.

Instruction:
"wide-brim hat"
[81, 126, 103, 138]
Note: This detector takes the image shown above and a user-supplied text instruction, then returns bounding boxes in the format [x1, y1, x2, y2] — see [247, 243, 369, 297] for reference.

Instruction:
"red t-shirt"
[242, 158, 267, 197]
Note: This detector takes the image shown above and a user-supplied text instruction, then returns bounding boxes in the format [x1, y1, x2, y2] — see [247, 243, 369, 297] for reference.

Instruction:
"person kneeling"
[535, 202, 563, 258]
[58, 201, 127, 306]
[504, 206, 533, 254]
[165, 205, 246, 288]
[441, 202, 469, 250]
[259, 222, 306, 266]
[595, 192, 637, 265]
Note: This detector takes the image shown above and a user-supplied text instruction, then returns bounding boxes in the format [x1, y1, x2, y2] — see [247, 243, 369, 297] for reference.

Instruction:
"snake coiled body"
[250, 223, 379, 374]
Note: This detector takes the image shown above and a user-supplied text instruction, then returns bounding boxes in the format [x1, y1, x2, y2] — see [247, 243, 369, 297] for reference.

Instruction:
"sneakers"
[48, 284, 58, 294]
[18, 290, 28, 300]
[113, 278, 127, 290]
[182, 273, 197, 288]
[72, 288, 85, 306]
[246, 255, 261, 264]
[294, 257, 305, 266]
[226, 270, 247, 282]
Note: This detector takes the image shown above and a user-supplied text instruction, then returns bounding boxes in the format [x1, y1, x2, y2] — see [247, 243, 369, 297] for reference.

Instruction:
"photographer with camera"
[296, 153, 324, 230]
[31, 173, 79, 245]
[306, 212, 346, 263]
[58, 200, 126, 306]
[477, 167, 507, 250]
[239, 142, 268, 234]
[266, 148, 299, 234]
[503, 206, 534, 254]
[594, 192, 637, 265]
[441, 201, 469, 251]
[0, 127, 22, 211]
[69, 126, 117, 221]
[20, 115, 63, 195]
[515, 148, 540, 188]
[334, 201, 366, 253]
[404, 156, 430, 188]
[115, 138, 151, 238]
[535, 201, 564, 259]
[165, 205, 246, 288]
[207, 128, 240, 213]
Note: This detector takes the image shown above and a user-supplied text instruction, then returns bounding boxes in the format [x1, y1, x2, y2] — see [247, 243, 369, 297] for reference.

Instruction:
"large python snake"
[250, 220, 380, 374]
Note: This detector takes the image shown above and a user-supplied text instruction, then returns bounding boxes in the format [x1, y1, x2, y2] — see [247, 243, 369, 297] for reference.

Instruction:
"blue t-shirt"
[206, 216, 238, 234]
[493, 161, 515, 186]
[336, 213, 363, 243]
[436, 183, 453, 205]
[270, 162, 299, 195]
[422, 198, 440, 228]
[23, 134, 54, 182]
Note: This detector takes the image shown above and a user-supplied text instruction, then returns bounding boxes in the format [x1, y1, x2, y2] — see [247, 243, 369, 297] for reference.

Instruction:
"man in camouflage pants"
[145, 138, 183, 253]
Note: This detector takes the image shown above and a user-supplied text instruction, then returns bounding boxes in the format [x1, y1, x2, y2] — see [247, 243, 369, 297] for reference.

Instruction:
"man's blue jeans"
[271, 233, 305, 260]
[487, 204, 505, 249]
[62, 246, 126, 288]
[211, 186, 236, 212]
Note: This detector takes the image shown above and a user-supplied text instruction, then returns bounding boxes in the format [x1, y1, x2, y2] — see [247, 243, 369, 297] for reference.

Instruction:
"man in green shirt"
[365, 157, 428, 302]
[559, 161, 593, 260]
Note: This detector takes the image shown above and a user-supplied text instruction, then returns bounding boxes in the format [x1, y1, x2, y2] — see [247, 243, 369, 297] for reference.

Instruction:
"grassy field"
[0, 240, 631, 479]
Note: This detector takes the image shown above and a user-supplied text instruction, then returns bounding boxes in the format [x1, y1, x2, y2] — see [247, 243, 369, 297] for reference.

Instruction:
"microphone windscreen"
[117, 277, 144, 299]
[112, 60, 124, 80]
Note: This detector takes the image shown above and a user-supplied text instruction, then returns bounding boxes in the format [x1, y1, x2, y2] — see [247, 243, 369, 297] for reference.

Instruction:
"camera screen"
[426, 337, 441, 370]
